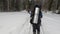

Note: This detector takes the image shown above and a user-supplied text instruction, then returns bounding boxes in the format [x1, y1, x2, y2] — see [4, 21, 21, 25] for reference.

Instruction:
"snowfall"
[0, 10, 60, 34]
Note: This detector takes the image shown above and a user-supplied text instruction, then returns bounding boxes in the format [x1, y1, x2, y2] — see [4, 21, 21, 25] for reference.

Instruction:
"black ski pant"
[32, 24, 40, 33]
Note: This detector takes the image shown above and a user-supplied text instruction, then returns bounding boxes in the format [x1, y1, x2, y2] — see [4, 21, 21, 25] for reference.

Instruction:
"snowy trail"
[0, 10, 60, 34]
[41, 12, 60, 34]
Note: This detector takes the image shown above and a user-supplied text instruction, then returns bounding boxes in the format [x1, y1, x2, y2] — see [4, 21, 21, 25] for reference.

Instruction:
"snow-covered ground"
[0, 10, 60, 34]
[41, 12, 60, 34]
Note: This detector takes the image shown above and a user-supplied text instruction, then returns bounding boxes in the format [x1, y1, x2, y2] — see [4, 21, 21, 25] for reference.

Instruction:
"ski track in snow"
[0, 10, 60, 34]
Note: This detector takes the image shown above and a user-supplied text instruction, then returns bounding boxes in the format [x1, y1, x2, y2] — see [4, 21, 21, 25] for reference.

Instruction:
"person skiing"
[28, 0, 43, 34]
[30, 5, 43, 34]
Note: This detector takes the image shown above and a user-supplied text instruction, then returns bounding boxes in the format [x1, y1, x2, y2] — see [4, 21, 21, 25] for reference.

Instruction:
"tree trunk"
[3, 0, 8, 11]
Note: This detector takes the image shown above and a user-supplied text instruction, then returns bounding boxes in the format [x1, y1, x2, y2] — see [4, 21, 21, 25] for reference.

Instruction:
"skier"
[30, 4, 43, 34]
[30, 1, 42, 34]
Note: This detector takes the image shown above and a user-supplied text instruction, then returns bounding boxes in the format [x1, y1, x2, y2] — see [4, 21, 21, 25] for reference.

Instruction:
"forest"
[0, 0, 60, 13]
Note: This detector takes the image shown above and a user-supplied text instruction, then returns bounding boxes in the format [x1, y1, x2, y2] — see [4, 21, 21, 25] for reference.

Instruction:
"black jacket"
[30, 5, 43, 25]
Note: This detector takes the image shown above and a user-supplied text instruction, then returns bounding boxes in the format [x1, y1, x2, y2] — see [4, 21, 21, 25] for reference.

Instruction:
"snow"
[41, 12, 60, 34]
[0, 10, 30, 34]
[0, 10, 60, 34]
